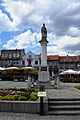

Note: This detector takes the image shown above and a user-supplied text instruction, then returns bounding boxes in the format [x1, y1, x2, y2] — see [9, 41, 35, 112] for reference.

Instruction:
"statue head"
[43, 23, 45, 27]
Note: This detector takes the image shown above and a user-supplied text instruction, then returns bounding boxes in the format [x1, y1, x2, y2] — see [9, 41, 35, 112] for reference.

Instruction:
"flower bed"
[0, 88, 39, 101]
[0, 88, 48, 114]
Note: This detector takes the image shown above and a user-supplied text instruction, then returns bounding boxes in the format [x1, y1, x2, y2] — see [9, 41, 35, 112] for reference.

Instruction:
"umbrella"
[77, 71, 80, 74]
[5, 67, 19, 70]
[0, 67, 5, 71]
[4, 67, 20, 72]
[60, 69, 77, 74]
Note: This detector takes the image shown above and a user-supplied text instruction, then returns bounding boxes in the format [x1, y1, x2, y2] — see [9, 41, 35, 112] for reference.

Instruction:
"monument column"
[38, 23, 50, 83]
[41, 41, 47, 66]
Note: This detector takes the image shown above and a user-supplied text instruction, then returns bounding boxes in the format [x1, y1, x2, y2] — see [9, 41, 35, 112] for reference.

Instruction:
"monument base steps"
[46, 98, 80, 115]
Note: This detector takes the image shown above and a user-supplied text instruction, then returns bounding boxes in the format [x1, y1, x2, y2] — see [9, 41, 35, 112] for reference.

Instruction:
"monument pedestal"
[38, 66, 49, 83]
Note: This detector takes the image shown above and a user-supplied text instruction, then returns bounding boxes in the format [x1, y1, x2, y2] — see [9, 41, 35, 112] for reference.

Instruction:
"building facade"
[0, 49, 25, 67]
[21, 51, 40, 68]
[59, 56, 80, 70]
[47, 55, 60, 76]
[0, 49, 80, 71]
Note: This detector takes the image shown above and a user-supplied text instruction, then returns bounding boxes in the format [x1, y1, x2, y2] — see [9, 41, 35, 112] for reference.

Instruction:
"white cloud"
[67, 27, 80, 37]
[2, 0, 80, 32]
[3, 29, 40, 49]
[2, 0, 34, 30]
[0, 9, 13, 32]
[3, 39, 15, 49]
[55, 36, 80, 48]
[47, 34, 80, 55]
[3, 28, 80, 56]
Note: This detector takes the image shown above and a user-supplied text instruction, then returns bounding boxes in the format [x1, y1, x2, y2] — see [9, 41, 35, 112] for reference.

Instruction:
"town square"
[0, 0, 80, 120]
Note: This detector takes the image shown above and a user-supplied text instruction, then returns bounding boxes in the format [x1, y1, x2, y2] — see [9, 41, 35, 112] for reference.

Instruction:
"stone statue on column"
[38, 23, 49, 83]
[41, 23, 47, 40]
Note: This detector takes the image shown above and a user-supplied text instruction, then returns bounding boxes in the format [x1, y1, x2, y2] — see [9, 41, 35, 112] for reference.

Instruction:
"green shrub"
[18, 96, 27, 101]
[0, 88, 4, 90]
[74, 86, 80, 90]
[18, 88, 28, 92]
[24, 94, 30, 100]
[30, 94, 38, 101]
[27, 88, 35, 92]
[0, 96, 3, 100]
[34, 88, 39, 92]
[14, 94, 20, 100]
[2, 95, 15, 101]
[0, 94, 38, 101]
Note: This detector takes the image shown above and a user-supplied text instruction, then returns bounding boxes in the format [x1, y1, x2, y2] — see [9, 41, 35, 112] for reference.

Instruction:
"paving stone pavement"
[46, 82, 80, 99]
[0, 81, 28, 88]
[0, 112, 80, 120]
[47, 87, 80, 99]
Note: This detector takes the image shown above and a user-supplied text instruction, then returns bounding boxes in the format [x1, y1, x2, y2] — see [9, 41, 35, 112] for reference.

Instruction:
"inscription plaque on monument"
[41, 67, 47, 71]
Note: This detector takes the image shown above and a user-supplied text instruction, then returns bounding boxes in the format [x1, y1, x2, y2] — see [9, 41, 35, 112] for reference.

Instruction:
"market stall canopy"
[5, 67, 19, 70]
[0, 67, 5, 71]
[21, 67, 38, 73]
[77, 71, 80, 74]
[5, 67, 38, 73]
[5, 67, 19, 69]
[60, 69, 77, 74]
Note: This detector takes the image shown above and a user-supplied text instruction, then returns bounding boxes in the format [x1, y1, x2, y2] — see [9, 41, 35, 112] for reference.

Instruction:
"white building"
[21, 51, 40, 68]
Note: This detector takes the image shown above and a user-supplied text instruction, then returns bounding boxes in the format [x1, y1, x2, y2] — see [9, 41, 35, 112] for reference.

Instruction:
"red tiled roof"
[47, 55, 59, 60]
[60, 56, 80, 62]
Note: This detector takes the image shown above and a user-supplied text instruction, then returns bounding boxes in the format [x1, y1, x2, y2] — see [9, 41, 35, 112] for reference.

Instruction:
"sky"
[0, 0, 80, 56]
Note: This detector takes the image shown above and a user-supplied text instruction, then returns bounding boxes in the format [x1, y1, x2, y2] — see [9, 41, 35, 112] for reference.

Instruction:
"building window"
[49, 62, 52, 66]
[28, 61, 31, 66]
[13, 53, 16, 58]
[17, 53, 20, 57]
[5, 54, 8, 58]
[2, 54, 4, 58]
[35, 61, 38, 65]
[9, 54, 12, 58]
[16, 62, 18, 64]
[13, 62, 15, 64]
[29, 55, 32, 58]
[22, 61, 25, 65]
